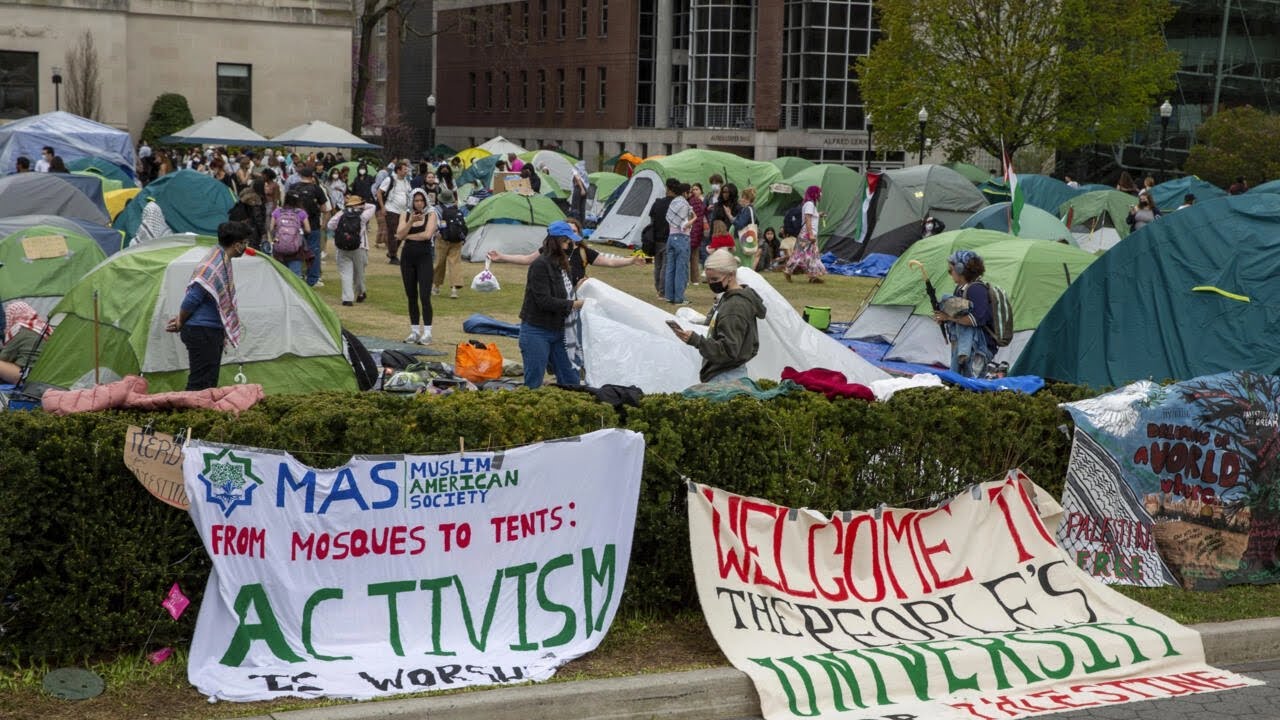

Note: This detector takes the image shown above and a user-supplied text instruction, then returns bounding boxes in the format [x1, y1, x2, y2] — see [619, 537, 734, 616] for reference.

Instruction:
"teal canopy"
[112, 169, 235, 239]
[1012, 195, 1280, 387]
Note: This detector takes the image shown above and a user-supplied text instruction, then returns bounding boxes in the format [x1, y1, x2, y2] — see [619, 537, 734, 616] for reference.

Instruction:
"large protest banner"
[1061, 371, 1280, 589]
[689, 471, 1259, 720]
[185, 429, 644, 701]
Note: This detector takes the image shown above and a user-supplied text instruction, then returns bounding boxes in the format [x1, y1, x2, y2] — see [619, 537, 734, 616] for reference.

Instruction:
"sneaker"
[356, 293, 366, 303]
[314, 280, 325, 288]
[432, 286, 441, 296]
[341, 300, 353, 307]
[450, 287, 459, 299]
[404, 331, 420, 344]
[417, 333, 432, 346]
[389, 257, 399, 266]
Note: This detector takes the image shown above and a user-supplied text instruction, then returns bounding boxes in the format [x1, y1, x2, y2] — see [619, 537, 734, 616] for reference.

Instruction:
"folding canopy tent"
[270, 121, 381, 150]
[158, 116, 271, 147]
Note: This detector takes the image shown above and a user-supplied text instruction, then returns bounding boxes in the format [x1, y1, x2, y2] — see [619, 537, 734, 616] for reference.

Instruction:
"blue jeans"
[664, 233, 691, 303]
[304, 229, 322, 286]
[947, 322, 992, 378]
[285, 259, 304, 280]
[519, 322, 579, 388]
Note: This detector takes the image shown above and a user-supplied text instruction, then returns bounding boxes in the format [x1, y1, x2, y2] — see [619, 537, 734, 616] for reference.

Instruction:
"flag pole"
[92, 289, 100, 386]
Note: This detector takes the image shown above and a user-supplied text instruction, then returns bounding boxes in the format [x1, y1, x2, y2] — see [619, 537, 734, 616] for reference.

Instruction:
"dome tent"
[0, 214, 125, 257]
[1058, 189, 1135, 253]
[0, 224, 107, 317]
[66, 157, 137, 189]
[960, 202, 1077, 244]
[764, 164, 866, 258]
[854, 165, 988, 260]
[460, 191, 566, 262]
[0, 111, 136, 180]
[28, 236, 358, 394]
[112, 170, 235, 241]
[0, 173, 110, 225]
[1148, 176, 1226, 212]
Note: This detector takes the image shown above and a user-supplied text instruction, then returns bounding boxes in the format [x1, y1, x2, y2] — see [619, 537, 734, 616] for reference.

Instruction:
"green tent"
[28, 236, 357, 394]
[113, 169, 235, 241]
[979, 177, 1011, 204]
[461, 192, 566, 262]
[771, 156, 815, 177]
[66, 157, 136, 189]
[762, 164, 865, 253]
[457, 154, 503, 189]
[844, 229, 1099, 367]
[0, 225, 107, 316]
[1013, 195, 1280, 387]
[960, 202, 1077, 244]
[588, 171, 626, 200]
[944, 162, 991, 185]
[1058, 189, 1135, 253]
[426, 143, 457, 158]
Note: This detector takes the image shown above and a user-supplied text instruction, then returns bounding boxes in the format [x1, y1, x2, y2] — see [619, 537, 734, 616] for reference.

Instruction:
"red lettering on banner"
[1185, 669, 1250, 690]
[807, 519, 847, 602]
[882, 510, 927, 596]
[742, 500, 785, 591]
[988, 478, 1053, 563]
[211, 524, 267, 558]
[914, 506, 974, 590]
[844, 513, 885, 602]
[707, 490, 754, 582]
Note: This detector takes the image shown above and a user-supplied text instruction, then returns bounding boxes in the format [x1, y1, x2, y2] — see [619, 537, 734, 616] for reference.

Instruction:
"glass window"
[469, 72, 478, 109]
[520, 70, 529, 109]
[0, 51, 38, 120]
[598, 66, 607, 109]
[484, 70, 493, 108]
[851, 4, 869, 28]
[540, 0, 548, 39]
[502, 71, 511, 109]
[557, 68, 565, 111]
[216, 63, 252, 126]
[579, 0, 588, 37]
[558, 0, 567, 38]
[577, 67, 586, 111]
[828, 3, 847, 28]
[537, 69, 546, 110]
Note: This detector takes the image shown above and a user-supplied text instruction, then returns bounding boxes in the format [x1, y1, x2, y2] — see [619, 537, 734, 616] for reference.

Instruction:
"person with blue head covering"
[932, 249, 997, 378]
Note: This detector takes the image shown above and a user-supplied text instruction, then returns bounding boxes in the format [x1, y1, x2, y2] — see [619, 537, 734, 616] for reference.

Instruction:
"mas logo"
[199, 448, 263, 517]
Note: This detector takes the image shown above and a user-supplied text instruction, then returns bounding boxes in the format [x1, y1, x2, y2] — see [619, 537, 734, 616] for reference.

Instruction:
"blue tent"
[0, 111, 136, 180]
[960, 202, 1077, 244]
[457, 155, 503, 190]
[1149, 176, 1226, 212]
[1017, 175, 1084, 215]
[1248, 179, 1280, 196]
[54, 173, 109, 218]
[113, 169, 235, 239]
[66, 157, 136, 189]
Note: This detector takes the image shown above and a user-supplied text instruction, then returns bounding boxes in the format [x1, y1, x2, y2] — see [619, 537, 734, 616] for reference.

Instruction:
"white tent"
[592, 168, 664, 248]
[577, 268, 891, 392]
[159, 116, 270, 146]
[460, 224, 548, 263]
[269, 120, 381, 150]
[526, 150, 575, 195]
[477, 135, 528, 157]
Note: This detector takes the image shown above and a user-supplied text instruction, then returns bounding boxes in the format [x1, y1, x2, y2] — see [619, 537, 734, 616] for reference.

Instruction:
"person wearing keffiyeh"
[0, 301, 51, 383]
[165, 222, 252, 390]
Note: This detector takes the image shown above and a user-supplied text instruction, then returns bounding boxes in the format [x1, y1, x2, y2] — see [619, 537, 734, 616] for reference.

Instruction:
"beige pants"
[433, 239, 463, 288]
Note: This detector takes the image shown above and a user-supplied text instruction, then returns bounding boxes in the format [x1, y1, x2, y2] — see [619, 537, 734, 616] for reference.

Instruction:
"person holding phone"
[668, 249, 766, 384]
[396, 189, 438, 344]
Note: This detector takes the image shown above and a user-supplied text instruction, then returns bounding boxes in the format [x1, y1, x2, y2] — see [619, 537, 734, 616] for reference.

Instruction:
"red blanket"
[781, 366, 875, 401]
[41, 375, 265, 415]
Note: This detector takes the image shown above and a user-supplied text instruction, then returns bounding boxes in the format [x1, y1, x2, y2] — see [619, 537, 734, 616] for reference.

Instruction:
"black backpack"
[782, 204, 804, 238]
[333, 207, 364, 251]
[439, 204, 467, 243]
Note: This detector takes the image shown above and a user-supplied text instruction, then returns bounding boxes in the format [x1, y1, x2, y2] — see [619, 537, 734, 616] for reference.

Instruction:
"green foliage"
[0, 386, 1084, 661]
[857, 0, 1179, 159]
[1184, 106, 1280, 188]
[141, 93, 194, 145]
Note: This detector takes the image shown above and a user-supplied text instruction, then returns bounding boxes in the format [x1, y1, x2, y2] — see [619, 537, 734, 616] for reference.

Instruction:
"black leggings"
[401, 240, 434, 326]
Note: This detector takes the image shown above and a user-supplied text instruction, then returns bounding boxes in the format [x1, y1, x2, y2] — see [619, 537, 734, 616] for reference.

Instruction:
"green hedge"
[0, 384, 1090, 661]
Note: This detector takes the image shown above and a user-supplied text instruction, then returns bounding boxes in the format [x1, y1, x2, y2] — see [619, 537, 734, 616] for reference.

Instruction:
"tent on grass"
[0, 224, 108, 316]
[460, 191, 565, 262]
[1012, 195, 1280, 387]
[521, 149, 576, 197]
[978, 177, 1010, 204]
[1017, 175, 1084, 214]
[0, 173, 110, 225]
[113, 170, 235, 241]
[844, 229, 1099, 368]
[269, 120, 380, 150]
[477, 136, 528, 157]
[766, 164, 865, 257]
[586, 172, 627, 224]
[1149, 176, 1226, 211]
[55, 173, 110, 217]
[451, 147, 492, 169]
[0, 111, 136, 180]
[960, 202, 1076, 244]
[578, 267, 889, 393]
[73, 170, 123, 194]
[66, 157, 136, 189]
[593, 149, 784, 248]
[944, 161, 991, 185]
[1058, 189, 1134, 253]
[159, 116, 271, 147]
[853, 165, 988, 260]
[104, 188, 140, 222]
[1248, 179, 1280, 196]
[28, 236, 358, 394]
[770, 156, 815, 177]
[0, 214, 125, 257]
[457, 154, 504, 190]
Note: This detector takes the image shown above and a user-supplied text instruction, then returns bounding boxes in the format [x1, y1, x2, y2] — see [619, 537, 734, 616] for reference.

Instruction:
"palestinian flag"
[854, 171, 880, 247]
[1003, 146, 1023, 236]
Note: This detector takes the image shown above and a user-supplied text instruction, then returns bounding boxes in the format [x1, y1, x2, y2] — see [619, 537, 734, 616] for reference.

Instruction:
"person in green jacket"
[669, 249, 766, 383]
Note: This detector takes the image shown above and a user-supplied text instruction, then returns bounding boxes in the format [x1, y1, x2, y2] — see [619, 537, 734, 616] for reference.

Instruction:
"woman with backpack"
[271, 191, 311, 279]
[432, 188, 466, 299]
[932, 250, 998, 378]
[783, 185, 827, 283]
[327, 195, 376, 307]
[396, 189, 438, 344]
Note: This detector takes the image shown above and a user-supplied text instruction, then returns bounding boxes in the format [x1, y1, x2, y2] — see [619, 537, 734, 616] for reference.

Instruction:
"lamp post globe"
[51, 65, 63, 112]
[1159, 100, 1172, 182]
[426, 93, 437, 157]
[916, 107, 929, 165]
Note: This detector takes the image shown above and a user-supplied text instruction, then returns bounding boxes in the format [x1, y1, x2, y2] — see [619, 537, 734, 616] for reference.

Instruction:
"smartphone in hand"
[666, 319, 682, 331]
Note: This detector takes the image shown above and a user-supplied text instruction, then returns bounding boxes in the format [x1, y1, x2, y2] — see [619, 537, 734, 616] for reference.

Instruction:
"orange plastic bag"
[454, 340, 504, 384]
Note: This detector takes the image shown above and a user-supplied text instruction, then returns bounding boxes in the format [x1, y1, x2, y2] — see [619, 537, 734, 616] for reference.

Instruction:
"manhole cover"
[42, 667, 104, 700]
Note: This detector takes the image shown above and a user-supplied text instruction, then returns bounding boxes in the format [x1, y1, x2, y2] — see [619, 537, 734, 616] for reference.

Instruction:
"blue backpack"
[782, 204, 804, 238]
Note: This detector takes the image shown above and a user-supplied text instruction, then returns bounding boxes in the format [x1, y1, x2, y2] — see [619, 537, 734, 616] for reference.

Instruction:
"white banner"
[185, 429, 644, 701]
[688, 471, 1260, 720]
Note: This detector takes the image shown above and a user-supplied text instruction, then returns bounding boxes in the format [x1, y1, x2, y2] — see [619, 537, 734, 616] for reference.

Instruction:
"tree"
[1184, 106, 1280, 188]
[141, 93, 194, 145]
[64, 30, 101, 120]
[857, 0, 1179, 161]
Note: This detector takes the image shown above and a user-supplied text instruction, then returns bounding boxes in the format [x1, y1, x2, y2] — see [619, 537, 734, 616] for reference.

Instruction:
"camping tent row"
[0, 111, 136, 180]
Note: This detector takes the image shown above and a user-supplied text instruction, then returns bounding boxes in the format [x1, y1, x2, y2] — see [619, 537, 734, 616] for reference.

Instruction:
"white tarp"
[185, 429, 645, 701]
[578, 268, 890, 392]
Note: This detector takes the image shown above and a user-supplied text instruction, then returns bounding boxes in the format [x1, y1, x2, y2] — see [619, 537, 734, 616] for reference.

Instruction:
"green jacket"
[687, 286, 766, 382]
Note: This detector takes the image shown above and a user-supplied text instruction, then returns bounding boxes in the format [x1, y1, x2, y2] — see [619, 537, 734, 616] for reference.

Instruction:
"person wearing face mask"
[1127, 193, 1158, 232]
[351, 163, 376, 205]
[165, 222, 253, 390]
[669, 249, 766, 384]
[518, 222, 586, 388]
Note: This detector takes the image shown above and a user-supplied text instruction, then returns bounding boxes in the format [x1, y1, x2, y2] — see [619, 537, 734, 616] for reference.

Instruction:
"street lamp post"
[426, 93, 437, 158]
[1159, 100, 1173, 183]
[865, 112, 873, 173]
[51, 66, 63, 112]
[917, 107, 929, 165]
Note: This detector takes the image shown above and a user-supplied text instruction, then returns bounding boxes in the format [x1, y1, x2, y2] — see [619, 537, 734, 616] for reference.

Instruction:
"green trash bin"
[802, 305, 831, 331]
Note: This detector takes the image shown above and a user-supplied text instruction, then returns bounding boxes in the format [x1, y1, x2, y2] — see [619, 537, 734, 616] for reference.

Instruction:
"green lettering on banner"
[1005, 632, 1076, 679]
[419, 577, 458, 656]
[1050, 627, 1124, 673]
[504, 562, 539, 651]
[750, 656, 821, 717]
[455, 573, 503, 651]
[915, 640, 980, 693]
[368, 580, 418, 657]
[219, 583, 306, 666]
[302, 588, 352, 661]
[802, 652, 872, 711]
[1118, 617, 1180, 658]
[537, 553, 577, 648]
[959, 636, 1043, 690]
[860, 644, 932, 700]
[582, 545, 616, 637]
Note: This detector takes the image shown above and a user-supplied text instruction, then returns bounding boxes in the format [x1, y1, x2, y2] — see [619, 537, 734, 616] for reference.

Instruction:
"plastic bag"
[454, 340, 504, 384]
[471, 259, 501, 292]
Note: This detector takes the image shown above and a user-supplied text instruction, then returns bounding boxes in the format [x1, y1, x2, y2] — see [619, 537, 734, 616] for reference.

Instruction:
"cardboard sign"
[769, 183, 793, 195]
[497, 175, 533, 195]
[22, 234, 69, 260]
[123, 425, 189, 510]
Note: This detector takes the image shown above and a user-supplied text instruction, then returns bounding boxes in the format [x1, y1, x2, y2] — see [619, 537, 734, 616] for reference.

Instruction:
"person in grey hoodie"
[669, 249, 766, 383]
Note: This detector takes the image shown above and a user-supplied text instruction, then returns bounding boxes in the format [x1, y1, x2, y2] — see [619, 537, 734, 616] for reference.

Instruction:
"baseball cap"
[547, 220, 582, 243]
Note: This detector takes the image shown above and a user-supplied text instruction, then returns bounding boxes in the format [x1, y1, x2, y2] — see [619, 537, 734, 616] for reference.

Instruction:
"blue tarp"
[0, 111, 136, 180]
[462, 313, 521, 338]
[821, 251, 895, 277]
[829, 330, 1045, 394]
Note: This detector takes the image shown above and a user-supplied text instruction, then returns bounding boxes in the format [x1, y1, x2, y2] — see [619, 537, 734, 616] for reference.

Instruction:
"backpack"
[274, 208, 304, 255]
[782, 204, 804, 238]
[966, 282, 1014, 347]
[439, 205, 467, 243]
[333, 207, 364, 251]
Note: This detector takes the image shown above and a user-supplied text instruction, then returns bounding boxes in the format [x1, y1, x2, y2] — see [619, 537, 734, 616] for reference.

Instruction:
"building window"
[0, 51, 38, 120]
[216, 63, 252, 126]
[520, 70, 529, 109]
[484, 70, 493, 108]
[467, 11, 477, 44]
[469, 72, 478, 109]
[486, 6, 496, 45]
[600, 0, 608, 36]
[537, 69, 547, 111]
[598, 66, 607, 109]
[504, 3, 513, 35]
[502, 71, 511, 110]
[558, 0, 567, 38]
[539, 0, 548, 39]
[577, 67, 586, 111]
[557, 68, 566, 111]
[579, 0, 588, 37]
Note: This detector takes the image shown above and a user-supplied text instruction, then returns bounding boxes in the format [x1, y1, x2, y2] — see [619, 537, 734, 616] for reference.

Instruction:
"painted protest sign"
[688, 471, 1259, 720]
[184, 429, 644, 701]
[123, 425, 190, 510]
[1063, 371, 1280, 589]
